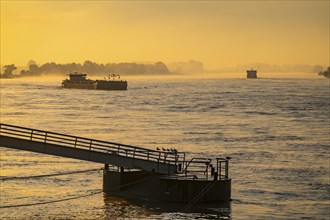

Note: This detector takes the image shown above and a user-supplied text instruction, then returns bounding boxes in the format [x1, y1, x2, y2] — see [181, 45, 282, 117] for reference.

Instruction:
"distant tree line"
[4, 60, 170, 77]
[167, 60, 204, 74]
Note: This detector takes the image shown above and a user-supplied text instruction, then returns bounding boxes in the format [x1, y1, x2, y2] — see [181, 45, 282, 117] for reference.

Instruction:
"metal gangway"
[0, 123, 184, 175]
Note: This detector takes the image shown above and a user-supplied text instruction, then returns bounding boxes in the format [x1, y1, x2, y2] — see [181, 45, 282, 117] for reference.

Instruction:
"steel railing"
[180, 157, 230, 180]
[0, 123, 230, 180]
[0, 123, 185, 166]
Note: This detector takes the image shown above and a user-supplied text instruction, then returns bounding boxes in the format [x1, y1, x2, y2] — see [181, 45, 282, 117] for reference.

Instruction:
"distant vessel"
[62, 72, 127, 90]
[247, 69, 257, 78]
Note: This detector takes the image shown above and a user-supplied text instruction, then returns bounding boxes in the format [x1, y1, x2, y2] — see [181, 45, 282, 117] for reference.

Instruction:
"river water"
[0, 74, 329, 219]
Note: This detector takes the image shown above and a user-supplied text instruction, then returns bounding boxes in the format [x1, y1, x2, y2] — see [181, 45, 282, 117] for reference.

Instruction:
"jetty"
[0, 123, 231, 203]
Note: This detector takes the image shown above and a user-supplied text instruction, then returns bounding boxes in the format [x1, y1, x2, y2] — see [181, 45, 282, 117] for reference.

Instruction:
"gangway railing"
[0, 123, 184, 168]
[179, 157, 230, 180]
[0, 123, 230, 179]
[217, 157, 229, 180]
[182, 158, 211, 174]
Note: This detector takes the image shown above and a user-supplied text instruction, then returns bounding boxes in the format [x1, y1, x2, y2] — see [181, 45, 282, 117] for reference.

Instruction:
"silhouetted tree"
[2, 64, 17, 77]
[27, 60, 37, 68]
[155, 62, 169, 74]
[29, 64, 39, 73]
[83, 60, 97, 74]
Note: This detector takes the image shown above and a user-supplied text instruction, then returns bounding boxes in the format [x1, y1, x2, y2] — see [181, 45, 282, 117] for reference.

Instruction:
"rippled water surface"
[0, 75, 329, 219]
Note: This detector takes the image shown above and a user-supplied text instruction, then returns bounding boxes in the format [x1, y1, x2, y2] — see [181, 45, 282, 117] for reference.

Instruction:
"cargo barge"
[62, 72, 127, 90]
[247, 69, 257, 78]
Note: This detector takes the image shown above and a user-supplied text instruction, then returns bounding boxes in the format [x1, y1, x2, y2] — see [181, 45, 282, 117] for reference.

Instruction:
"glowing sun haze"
[1, 1, 329, 69]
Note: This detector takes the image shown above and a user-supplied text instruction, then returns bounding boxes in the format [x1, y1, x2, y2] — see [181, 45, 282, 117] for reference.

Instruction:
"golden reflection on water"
[102, 195, 157, 219]
[0, 75, 329, 219]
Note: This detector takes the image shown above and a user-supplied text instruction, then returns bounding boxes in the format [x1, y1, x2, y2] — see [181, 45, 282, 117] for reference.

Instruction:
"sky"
[1, 0, 329, 70]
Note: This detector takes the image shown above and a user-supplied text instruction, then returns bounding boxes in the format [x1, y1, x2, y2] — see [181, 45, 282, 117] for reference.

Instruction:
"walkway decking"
[0, 124, 183, 175]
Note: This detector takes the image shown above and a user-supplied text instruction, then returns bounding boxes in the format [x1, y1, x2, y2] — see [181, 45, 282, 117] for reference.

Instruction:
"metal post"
[44, 132, 48, 143]
[225, 160, 229, 179]
[104, 164, 109, 176]
[211, 167, 215, 176]
[118, 145, 121, 155]
[219, 162, 222, 180]
[178, 163, 182, 172]
[30, 130, 34, 140]
[216, 159, 219, 179]
[206, 164, 209, 180]
[164, 152, 167, 162]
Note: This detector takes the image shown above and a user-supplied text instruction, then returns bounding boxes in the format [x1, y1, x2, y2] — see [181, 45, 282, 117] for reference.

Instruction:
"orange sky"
[1, 1, 329, 69]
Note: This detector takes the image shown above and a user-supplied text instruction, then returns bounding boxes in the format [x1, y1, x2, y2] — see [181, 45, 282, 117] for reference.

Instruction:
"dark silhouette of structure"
[0, 123, 231, 203]
[62, 72, 127, 90]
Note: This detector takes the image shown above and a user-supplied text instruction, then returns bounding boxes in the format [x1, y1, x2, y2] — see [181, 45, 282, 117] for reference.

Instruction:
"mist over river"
[0, 74, 329, 219]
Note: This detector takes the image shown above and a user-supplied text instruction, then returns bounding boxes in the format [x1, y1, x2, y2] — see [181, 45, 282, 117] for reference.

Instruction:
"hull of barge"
[96, 81, 127, 90]
[62, 82, 97, 89]
[103, 169, 231, 203]
[62, 81, 127, 90]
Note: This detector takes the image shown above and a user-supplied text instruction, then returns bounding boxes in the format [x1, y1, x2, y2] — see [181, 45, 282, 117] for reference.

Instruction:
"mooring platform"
[0, 123, 231, 203]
